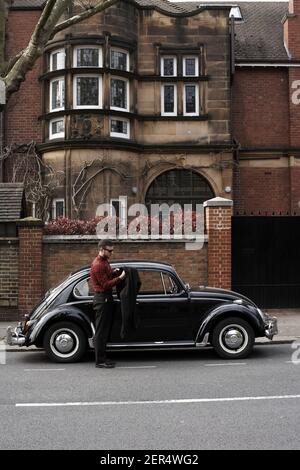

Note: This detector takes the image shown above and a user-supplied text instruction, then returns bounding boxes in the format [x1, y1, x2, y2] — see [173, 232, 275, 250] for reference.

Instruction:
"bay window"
[50, 77, 65, 112]
[110, 48, 129, 71]
[74, 47, 102, 68]
[110, 77, 129, 111]
[110, 118, 130, 139]
[50, 49, 65, 71]
[73, 75, 102, 108]
[49, 118, 65, 139]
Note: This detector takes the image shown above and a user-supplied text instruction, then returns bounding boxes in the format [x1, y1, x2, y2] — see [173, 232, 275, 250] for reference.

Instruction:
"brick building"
[2, 0, 300, 218]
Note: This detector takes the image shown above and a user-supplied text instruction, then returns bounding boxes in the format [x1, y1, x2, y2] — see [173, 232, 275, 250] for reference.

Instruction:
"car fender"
[196, 304, 264, 343]
[27, 306, 94, 346]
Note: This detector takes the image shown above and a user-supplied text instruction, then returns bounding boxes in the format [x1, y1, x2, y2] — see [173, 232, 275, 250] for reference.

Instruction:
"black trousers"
[93, 292, 115, 364]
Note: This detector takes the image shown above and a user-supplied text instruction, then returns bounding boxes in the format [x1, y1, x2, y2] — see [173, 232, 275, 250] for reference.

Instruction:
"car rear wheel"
[43, 322, 87, 363]
[212, 317, 255, 359]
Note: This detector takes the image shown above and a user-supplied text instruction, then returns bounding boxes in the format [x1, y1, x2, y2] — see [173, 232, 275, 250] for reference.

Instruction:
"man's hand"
[119, 270, 126, 280]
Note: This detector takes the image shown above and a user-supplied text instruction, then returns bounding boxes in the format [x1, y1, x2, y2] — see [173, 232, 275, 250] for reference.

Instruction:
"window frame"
[50, 49, 65, 72]
[49, 118, 65, 140]
[73, 46, 102, 68]
[52, 198, 65, 219]
[50, 77, 65, 112]
[73, 74, 102, 109]
[110, 47, 130, 72]
[161, 56, 177, 77]
[110, 117, 130, 139]
[110, 76, 130, 112]
[161, 83, 177, 116]
[183, 83, 199, 116]
[183, 56, 199, 77]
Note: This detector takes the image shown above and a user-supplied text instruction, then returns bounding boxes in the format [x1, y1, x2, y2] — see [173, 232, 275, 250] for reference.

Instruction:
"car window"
[162, 273, 179, 294]
[73, 278, 95, 298]
[138, 271, 165, 295]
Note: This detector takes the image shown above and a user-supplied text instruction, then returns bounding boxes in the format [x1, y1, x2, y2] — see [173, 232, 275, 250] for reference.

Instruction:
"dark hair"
[98, 239, 114, 250]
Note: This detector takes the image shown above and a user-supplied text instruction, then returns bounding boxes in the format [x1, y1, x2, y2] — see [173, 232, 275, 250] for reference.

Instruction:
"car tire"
[43, 321, 87, 363]
[212, 317, 255, 359]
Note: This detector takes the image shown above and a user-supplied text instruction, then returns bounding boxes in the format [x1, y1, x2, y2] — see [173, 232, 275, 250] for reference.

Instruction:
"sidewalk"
[1, 310, 300, 350]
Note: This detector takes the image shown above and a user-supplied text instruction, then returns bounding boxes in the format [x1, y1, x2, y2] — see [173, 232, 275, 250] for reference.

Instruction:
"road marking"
[204, 363, 247, 367]
[24, 369, 65, 371]
[15, 394, 300, 408]
[117, 366, 157, 369]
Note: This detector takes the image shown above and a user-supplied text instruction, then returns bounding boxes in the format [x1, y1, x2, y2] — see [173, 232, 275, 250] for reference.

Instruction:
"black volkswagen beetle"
[7, 261, 278, 362]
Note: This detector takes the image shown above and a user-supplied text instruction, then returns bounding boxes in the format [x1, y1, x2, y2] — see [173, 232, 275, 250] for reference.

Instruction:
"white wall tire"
[212, 317, 255, 359]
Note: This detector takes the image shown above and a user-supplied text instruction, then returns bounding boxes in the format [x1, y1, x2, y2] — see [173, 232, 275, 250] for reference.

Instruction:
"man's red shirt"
[90, 255, 121, 293]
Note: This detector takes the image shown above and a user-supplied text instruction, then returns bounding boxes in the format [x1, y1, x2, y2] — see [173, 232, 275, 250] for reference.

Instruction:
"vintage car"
[7, 261, 278, 362]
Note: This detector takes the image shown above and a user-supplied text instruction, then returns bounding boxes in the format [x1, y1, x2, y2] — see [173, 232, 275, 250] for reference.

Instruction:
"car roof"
[71, 260, 174, 276]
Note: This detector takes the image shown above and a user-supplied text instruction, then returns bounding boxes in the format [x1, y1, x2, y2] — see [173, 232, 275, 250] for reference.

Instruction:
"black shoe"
[95, 362, 115, 368]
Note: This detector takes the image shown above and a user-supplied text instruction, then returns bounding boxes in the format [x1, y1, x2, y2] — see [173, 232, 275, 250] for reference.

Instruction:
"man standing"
[90, 240, 125, 368]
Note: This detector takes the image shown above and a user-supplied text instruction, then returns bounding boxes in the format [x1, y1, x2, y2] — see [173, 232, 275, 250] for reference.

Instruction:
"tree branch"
[50, 0, 118, 38]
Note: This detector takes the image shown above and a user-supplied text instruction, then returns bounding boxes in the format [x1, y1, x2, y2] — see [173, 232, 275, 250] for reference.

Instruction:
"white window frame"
[110, 47, 130, 72]
[50, 49, 65, 72]
[73, 46, 102, 68]
[161, 56, 177, 77]
[183, 56, 199, 77]
[73, 74, 102, 109]
[52, 198, 65, 219]
[183, 84, 199, 116]
[49, 118, 65, 139]
[161, 83, 177, 116]
[110, 118, 130, 139]
[50, 77, 65, 112]
[110, 76, 130, 112]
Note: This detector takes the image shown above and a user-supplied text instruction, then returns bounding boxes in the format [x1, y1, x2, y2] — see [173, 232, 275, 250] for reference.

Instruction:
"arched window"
[145, 169, 214, 210]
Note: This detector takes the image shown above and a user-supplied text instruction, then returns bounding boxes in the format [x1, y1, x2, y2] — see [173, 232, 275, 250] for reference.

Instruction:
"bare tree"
[1, 0, 118, 101]
[0, 141, 64, 219]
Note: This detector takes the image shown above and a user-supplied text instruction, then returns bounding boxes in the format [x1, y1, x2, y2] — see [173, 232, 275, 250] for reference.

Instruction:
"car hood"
[189, 286, 256, 306]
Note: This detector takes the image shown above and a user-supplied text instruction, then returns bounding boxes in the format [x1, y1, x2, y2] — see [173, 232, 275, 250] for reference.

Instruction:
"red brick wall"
[5, 11, 42, 145]
[233, 166, 294, 215]
[43, 239, 208, 293]
[232, 69, 289, 148]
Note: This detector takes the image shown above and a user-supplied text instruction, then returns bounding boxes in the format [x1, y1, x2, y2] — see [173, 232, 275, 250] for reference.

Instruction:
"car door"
[109, 269, 196, 344]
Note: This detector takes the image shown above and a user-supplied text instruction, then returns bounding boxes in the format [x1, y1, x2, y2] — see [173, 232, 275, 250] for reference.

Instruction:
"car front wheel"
[212, 317, 255, 359]
[43, 322, 87, 363]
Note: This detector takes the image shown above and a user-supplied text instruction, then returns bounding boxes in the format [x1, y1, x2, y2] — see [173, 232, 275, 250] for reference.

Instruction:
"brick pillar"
[17, 218, 44, 318]
[204, 197, 233, 289]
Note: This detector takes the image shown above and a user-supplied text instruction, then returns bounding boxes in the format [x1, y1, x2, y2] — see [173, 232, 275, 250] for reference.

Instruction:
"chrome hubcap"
[49, 328, 80, 358]
[219, 324, 249, 354]
[54, 333, 74, 353]
[224, 329, 244, 349]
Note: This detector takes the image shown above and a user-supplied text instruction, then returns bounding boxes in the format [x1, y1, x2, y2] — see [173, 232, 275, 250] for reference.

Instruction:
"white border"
[73, 46, 102, 68]
[161, 56, 177, 77]
[183, 56, 199, 77]
[110, 117, 130, 139]
[183, 83, 199, 116]
[50, 49, 65, 72]
[49, 118, 65, 139]
[73, 74, 102, 109]
[50, 77, 65, 112]
[110, 76, 130, 112]
[161, 84, 177, 116]
[110, 47, 130, 72]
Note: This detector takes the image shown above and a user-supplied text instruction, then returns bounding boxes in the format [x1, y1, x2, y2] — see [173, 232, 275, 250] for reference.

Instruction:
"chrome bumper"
[6, 324, 26, 346]
[264, 316, 278, 340]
